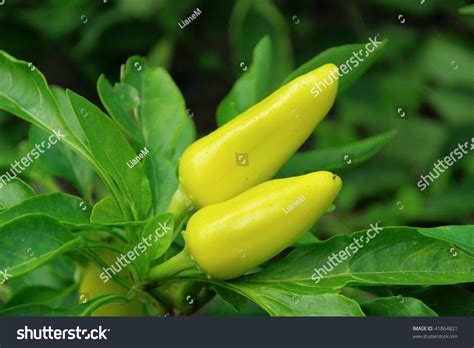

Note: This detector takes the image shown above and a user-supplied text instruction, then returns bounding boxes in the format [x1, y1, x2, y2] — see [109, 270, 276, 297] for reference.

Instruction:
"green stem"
[195, 285, 215, 309]
[138, 290, 169, 316]
[149, 249, 196, 281]
[167, 185, 194, 225]
[149, 287, 174, 312]
[172, 280, 205, 315]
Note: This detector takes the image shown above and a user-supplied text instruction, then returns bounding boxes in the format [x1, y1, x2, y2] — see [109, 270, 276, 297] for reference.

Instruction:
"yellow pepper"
[151, 171, 341, 281]
[79, 250, 143, 316]
[170, 64, 339, 213]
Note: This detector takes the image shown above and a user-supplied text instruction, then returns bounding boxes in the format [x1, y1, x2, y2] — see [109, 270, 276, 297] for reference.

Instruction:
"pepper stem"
[167, 185, 195, 225]
[149, 249, 196, 281]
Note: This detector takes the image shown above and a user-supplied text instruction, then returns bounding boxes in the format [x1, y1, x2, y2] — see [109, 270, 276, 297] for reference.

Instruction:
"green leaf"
[383, 118, 447, 170]
[67, 89, 152, 220]
[213, 285, 248, 313]
[83, 240, 124, 255]
[0, 294, 126, 316]
[293, 232, 320, 246]
[229, 0, 292, 89]
[216, 36, 273, 126]
[142, 213, 174, 261]
[398, 286, 474, 316]
[326, 204, 336, 213]
[371, 0, 447, 15]
[420, 37, 474, 89]
[0, 178, 36, 210]
[459, 4, 474, 15]
[8, 256, 76, 294]
[225, 282, 364, 316]
[0, 214, 85, 280]
[180, 225, 474, 316]
[0, 51, 123, 212]
[3, 285, 77, 309]
[29, 125, 94, 199]
[148, 37, 175, 70]
[282, 40, 388, 94]
[0, 51, 75, 145]
[90, 196, 126, 225]
[277, 130, 396, 177]
[51, 86, 87, 145]
[217, 225, 474, 316]
[18, 1, 85, 40]
[418, 225, 474, 255]
[361, 297, 438, 316]
[425, 86, 474, 126]
[200, 291, 267, 316]
[237, 226, 474, 290]
[100, 56, 196, 211]
[144, 157, 179, 213]
[414, 184, 474, 223]
[120, 56, 196, 163]
[97, 75, 145, 145]
[0, 193, 91, 227]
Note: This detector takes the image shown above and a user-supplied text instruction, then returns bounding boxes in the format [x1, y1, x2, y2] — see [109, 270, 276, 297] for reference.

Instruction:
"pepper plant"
[0, 33, 473, 317]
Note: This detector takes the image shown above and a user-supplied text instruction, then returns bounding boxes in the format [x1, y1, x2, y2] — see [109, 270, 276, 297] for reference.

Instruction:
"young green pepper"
[151, 171, 341, 281]
[169, 64, 339, 214]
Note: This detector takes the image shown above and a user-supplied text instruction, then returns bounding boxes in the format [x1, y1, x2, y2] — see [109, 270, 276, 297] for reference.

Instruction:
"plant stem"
[149, 249, 196, 281]
[172, 280, 205, 315]
[149, 287, 174, 310]
[167, 185, 194, 225]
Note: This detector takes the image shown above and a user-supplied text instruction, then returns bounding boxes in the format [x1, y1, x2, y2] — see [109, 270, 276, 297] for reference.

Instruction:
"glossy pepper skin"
[177, 64, 339, 208]
[183, 171, 342, 280]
